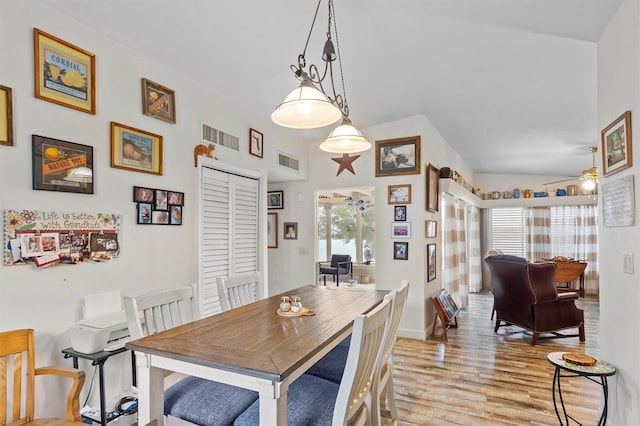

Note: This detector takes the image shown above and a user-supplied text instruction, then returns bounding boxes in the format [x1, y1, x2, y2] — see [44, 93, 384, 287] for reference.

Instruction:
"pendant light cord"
[302, 0, 323, 59]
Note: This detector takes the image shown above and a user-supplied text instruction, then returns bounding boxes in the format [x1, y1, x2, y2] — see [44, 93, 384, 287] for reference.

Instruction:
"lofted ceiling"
[43, 0, 622, 178]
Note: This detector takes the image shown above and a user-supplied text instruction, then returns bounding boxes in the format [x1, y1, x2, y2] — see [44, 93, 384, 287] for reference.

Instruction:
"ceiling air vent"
[202, 123, 239, 151]
[278, 152, 299, 171]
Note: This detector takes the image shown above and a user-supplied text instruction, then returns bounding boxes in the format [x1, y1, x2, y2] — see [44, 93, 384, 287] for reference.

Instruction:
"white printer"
[70, 291, 131, 354]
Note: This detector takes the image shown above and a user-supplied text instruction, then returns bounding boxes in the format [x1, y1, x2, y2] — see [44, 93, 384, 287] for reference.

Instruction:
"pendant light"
[272, 0, 371, 153]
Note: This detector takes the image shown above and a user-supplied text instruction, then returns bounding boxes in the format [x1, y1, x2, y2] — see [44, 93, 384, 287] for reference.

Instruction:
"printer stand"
[62, 347, 136, 426]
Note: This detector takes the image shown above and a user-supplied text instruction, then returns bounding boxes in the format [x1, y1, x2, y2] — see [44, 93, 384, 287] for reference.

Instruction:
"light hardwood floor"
[389, 292, 602, 425]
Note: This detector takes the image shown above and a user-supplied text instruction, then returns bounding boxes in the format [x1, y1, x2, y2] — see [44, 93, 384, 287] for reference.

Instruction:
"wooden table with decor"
[538, 260, 587, 297]
[127, 285, 387, 426]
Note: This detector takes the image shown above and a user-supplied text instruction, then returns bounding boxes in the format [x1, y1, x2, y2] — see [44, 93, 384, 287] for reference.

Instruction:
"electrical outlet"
[623, 252, 634, 274]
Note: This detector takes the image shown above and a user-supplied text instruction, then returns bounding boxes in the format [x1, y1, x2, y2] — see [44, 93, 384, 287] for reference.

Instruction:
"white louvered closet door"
[200, 165, 260, 317]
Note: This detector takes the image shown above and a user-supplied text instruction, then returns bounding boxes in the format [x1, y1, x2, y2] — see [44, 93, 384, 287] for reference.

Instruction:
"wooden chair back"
[124, 284, 198, 339]
[216, 272, 263, 311]
[332, 295, 392, 425]
[0, 329, 85, 425]
[372, 280, 410, 424]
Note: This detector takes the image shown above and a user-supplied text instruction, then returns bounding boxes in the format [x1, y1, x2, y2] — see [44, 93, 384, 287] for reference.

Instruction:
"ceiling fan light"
[271, 80, 342, 129]
[581, 178, 596, 191]
[319, 118, 372, 153]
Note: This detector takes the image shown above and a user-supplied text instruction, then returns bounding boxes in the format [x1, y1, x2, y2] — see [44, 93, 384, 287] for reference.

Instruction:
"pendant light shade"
[271, 78, 342, 129]
[319, 118, 371, 153]
[581, 178, 596, 191]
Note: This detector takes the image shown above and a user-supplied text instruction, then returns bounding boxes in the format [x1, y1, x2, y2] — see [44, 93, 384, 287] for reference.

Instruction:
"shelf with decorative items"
[440, 179, 597, 208]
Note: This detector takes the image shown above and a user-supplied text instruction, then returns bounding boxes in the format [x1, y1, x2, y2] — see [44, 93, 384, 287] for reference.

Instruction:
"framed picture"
[133, 186, 154, 202]
[33, 28, 96, 114]
[141, 78, 176, 123]
[426, 220, 437, 238]
[601, 111, 632, 177]
[155, 190, 168, 210]
[268, 190, 284, 209]
[170, 205, 183, 225]
[393, 242, 408, 260]
[267, 212, 278, 248]
[388, 184, 411, 204]
[427, 243, 437, 281]
[284, 222, 297, 240]
[152, 210, 169, 225]
[375, 136, 421, 177]
[32, 135, 94, 194]
[394, 205, 407, 221]
[137, 203, 152, 224]
[168, 191, 184, 206]
[111, 121, 163, 175]
[0, 85, 13, 146]
[249, 128, 263, 158]
[426, 163, 440, 212]
[391, 222, 411, 238]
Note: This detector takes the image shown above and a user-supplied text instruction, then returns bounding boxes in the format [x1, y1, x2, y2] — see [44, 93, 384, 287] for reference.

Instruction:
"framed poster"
[267, 212, 278, 248]
[426, 220, 437, 238]
[391, 222, 411, 238]
[268, 190, 284, 209]
[0, 85, 13, 146]
[426, 163, 439, 212]
[388, 184, 411, 204]
[110, 121, 163, 175]
[33, 28, 96, 114]
[393, 242, 408, 260]
[249, 128, 263, 158]
[284, 222, 297, 240]
[375, 136, 421, 177]
[141, 78, 176, 123]
[427, 243, 437, 281]
[601, 111, 632, 177]
[394, 205, 407, 221]
[32, 135, 94, 194]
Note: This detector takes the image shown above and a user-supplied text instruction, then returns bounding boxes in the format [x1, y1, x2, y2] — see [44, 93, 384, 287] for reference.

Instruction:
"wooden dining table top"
[127, 285, 387, 382]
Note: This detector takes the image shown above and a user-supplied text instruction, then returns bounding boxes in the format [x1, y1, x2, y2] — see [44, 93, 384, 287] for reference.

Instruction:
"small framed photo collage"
[133, 186, 184, 225]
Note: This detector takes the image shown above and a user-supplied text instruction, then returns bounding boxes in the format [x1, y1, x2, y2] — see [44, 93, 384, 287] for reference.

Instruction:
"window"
[317, 190, 375, 264]
[489, 208, 525, 257]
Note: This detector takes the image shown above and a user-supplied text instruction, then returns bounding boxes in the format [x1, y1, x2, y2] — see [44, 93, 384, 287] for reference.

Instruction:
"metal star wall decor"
[332, 153, 360, 176]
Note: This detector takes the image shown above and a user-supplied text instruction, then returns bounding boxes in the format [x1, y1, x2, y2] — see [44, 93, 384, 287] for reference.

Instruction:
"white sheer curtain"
[525, 206, 551, 261]
[468, 205, 482, 293]
[443, 193, 468, 307]
[549, 205, 599, 294]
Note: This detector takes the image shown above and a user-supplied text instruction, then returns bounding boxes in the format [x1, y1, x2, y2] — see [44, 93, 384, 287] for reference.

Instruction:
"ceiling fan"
[544, 146, 598, 190]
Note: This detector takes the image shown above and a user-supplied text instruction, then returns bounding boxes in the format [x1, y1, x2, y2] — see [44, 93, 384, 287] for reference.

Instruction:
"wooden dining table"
[127, 285, 387, 426]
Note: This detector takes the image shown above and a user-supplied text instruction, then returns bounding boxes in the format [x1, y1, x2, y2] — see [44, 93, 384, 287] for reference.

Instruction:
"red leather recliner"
[484, 255, 585, 346]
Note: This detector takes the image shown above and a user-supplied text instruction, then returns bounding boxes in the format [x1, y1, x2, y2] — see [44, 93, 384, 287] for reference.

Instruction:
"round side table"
[547, 352, 616, 426]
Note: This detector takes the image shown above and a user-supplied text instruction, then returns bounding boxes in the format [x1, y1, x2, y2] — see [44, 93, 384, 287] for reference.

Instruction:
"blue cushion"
[234, 374, 339, 426]
[165, 376, 259, 426]
[306, 335, 351, 384]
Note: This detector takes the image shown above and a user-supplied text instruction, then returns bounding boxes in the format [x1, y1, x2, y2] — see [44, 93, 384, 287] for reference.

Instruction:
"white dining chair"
[124, 284, 198, 339]
[124, 285, 259, 426]
[233, 293, 392, 426]
[372, 279, 410, 425]
[216, 272, 263, 311]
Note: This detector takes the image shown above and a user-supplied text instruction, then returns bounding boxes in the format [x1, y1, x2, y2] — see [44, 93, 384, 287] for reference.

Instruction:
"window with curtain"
[488, 205, 599, 294]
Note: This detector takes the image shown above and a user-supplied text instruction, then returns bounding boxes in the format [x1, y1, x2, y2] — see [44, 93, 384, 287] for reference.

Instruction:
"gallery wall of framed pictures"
[133, 186, 184, 225]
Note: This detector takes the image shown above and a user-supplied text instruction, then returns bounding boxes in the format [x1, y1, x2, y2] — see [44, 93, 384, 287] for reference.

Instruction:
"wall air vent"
[278, 152, 299, 171]
[202, 123, 239, 151]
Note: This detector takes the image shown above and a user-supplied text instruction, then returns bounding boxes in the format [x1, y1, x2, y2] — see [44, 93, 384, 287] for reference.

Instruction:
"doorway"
[316, 187, 376, 286]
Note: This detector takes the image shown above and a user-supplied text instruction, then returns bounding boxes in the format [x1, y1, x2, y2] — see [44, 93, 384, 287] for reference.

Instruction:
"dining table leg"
[135, 352, 166, 425]
[258, 379, 289, 425]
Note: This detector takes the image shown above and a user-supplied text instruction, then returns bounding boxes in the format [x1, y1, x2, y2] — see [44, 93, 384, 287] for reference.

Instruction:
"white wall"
[268, 115, 474, 339]
[0, 0, 306, 417]
[597, 1, 640, 423]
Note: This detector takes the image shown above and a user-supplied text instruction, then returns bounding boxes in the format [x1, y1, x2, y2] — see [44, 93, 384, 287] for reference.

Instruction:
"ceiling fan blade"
[543, 177, 580, 185]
